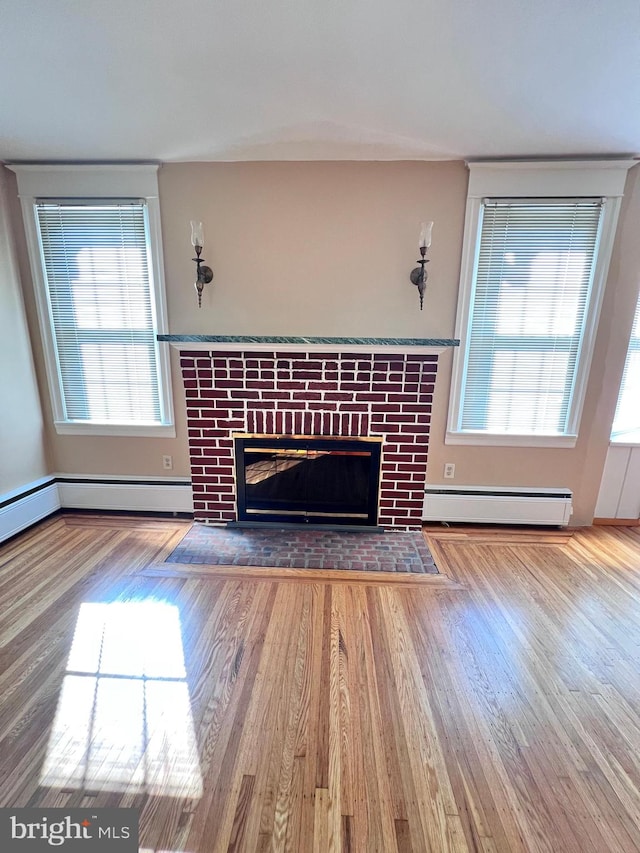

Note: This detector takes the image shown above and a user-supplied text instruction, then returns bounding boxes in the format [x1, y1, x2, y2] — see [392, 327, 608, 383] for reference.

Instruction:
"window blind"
[35, 201, 163, 425]
[459, 199, 604, 435]
[611, 291, 640, 440]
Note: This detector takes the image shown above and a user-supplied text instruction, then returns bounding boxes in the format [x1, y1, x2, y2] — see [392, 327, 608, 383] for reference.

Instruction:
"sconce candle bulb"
[419, 221, 433, 250]
[190, 220, 213, 308]
[190, 220, 205, 249]
[410, 221, 433, 310]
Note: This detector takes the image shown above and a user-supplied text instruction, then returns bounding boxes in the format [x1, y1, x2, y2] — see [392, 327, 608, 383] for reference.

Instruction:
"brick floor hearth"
[166, 524, 439, 573]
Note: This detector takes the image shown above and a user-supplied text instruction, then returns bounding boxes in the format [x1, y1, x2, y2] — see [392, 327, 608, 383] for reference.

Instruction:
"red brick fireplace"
[173, 342, 449, 530]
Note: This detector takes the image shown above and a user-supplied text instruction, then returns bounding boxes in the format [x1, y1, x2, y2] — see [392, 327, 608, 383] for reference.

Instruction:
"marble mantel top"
[157, 334, 460, 354]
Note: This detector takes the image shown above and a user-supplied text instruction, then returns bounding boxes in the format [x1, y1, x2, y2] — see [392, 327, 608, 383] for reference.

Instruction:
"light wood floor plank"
[2, 514, 640, 851]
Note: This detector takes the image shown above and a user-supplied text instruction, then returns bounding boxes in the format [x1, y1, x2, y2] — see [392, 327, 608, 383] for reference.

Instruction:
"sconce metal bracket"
[193, 245, 214, 308]
[194, 260, 214, 284]
[410, 246, 429, 310]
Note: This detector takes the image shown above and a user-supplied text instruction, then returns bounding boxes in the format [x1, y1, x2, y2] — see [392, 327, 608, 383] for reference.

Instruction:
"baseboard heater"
[423, 485, 573, 526]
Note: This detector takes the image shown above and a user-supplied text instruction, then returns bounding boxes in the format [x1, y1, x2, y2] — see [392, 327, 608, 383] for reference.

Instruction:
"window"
[11, 166, 174, 436]
[459, 199, 603, 435]
[611, 291, 640, 443]
[447, 161, 632, 447]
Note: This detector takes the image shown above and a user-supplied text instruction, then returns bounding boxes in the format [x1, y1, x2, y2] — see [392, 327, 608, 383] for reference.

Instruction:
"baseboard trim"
[0, 477, 61, 543]
[593, 517, 640, 526]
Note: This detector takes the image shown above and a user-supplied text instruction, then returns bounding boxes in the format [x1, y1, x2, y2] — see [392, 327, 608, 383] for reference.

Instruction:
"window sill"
[610, 432, 640, 447]
[445, 431, 578, 448]
[54, 422, 176, 438]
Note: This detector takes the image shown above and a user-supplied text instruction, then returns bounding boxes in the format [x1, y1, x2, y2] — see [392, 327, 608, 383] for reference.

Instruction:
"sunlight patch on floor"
[40, 601, 203, 798]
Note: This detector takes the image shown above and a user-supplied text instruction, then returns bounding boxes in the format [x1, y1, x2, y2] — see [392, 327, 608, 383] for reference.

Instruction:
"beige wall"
[9, 160, 640, 524]
[160, 161, 467, 337]
[0, 168, 49, 494]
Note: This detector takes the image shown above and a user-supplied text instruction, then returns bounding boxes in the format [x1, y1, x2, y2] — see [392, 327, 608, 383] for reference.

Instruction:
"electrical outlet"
[162, 455, 173, 470]
[444, 462, 455, 479]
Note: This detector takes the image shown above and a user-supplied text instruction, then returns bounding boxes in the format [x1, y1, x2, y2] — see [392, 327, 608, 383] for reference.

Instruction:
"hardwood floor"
[2, 514, 640, 851]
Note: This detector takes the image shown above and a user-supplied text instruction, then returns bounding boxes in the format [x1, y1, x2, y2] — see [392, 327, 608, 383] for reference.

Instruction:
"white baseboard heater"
[423, 485, 573, 526]
[1, 475, 194, 543]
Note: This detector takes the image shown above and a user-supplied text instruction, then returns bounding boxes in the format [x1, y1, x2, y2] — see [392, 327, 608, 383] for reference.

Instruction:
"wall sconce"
[191, 220, 214, 308]
[409, 221, 433, 310]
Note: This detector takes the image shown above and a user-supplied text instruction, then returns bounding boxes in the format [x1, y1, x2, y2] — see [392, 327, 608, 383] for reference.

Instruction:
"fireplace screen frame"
[233, 434, 382, 527]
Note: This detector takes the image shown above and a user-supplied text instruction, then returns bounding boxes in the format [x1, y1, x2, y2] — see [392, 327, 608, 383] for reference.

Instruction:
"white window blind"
[611, 291, 640, 442]
[458, 199, 604, 435]
[35, 201, 164, 425]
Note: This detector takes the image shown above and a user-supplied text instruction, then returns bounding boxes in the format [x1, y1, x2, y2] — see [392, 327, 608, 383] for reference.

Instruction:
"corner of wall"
[0, 166, 51, 494]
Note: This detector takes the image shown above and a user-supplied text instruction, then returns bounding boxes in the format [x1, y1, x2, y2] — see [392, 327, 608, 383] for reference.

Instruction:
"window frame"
[610, 288, 640, 446]
[10, 165, 175, 437]
[447, 160, 633, 448]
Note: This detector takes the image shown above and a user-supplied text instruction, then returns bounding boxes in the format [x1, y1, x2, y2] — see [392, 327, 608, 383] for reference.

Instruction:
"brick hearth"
[179, 349, 438, 530]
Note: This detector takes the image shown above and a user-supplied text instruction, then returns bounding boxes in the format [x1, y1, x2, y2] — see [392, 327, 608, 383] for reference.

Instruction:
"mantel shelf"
[158, 334, 460, 355]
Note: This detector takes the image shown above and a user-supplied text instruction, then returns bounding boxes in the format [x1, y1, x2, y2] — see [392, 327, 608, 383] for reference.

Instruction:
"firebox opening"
[233, 435, 382, 527]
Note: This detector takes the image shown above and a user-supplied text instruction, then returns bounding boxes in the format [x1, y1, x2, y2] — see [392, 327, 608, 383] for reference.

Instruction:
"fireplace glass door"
[234, 436, 381, 526]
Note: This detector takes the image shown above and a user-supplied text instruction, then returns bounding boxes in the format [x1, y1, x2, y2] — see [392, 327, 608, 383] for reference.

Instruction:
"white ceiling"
[1, 0, 639, 162]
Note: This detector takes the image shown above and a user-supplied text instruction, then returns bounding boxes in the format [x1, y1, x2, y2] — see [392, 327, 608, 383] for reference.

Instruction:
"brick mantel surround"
[163, 336, 459, 531]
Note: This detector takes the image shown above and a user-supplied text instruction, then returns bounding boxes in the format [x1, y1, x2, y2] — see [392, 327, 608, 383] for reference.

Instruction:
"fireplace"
[234, 435, 382, 527]
[161, 336, 459, 531]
